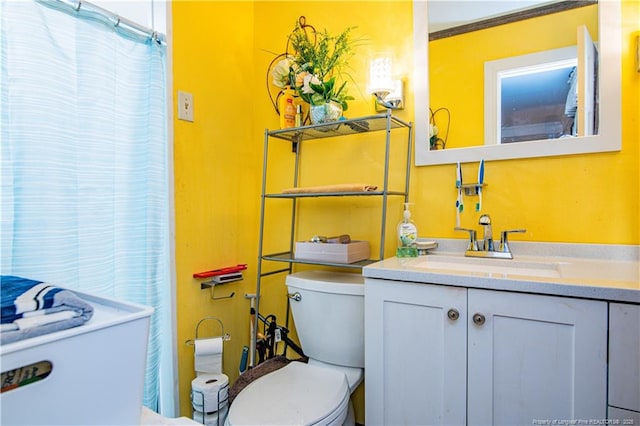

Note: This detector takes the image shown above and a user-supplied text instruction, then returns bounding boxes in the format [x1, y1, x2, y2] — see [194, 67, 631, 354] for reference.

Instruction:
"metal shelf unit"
[252, 110, 412, 364]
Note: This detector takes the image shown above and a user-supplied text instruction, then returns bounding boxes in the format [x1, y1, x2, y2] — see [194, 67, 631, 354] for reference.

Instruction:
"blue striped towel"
[1, 276, 94, 344]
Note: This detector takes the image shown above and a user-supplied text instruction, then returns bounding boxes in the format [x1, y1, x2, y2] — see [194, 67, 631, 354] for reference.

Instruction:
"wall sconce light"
[369, 56, 404, 110]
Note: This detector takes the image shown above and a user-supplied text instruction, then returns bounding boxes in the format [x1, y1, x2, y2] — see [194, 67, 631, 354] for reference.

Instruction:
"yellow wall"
[172, 0, 259, 417]
[172, 1, 413, 420]
[172, 0, 638, 419]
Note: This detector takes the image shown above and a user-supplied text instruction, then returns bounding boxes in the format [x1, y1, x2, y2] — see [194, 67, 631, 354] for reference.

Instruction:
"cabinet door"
[467, 289, 607, 425]
[608, 406, 640, 425]
[609, 303, 640, 413]
[365, 278, 467, 426]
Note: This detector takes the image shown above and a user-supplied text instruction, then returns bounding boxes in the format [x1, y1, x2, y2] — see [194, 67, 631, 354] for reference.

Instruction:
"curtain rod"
[36, 0, 166, 45]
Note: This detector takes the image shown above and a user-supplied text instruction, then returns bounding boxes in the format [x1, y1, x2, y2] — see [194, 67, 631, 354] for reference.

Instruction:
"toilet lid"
[227, 362, 350, 426]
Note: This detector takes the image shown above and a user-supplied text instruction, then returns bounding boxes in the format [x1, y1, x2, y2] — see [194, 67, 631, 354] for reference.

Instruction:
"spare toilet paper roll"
[194, 337, 223, 375]
[192, 404, 228, 426]
[191, 373, 229, 413]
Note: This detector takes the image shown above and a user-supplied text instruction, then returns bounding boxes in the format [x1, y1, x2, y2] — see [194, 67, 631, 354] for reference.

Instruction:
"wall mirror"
[413, 0, 622, 166]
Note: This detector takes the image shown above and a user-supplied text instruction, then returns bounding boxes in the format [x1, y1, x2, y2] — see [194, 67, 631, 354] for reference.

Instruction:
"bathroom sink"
[555, 259, 639, 283]
[413, 255, 562, 278]
[411, 254, 639, 283]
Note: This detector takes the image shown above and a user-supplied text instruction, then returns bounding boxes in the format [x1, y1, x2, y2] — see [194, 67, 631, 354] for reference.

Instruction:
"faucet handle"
[499, 229, 526, 253]
[455, 227, 479, 251]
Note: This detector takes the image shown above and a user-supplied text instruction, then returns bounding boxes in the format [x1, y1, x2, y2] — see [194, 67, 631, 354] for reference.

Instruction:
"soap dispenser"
[397, 203, 418, 257]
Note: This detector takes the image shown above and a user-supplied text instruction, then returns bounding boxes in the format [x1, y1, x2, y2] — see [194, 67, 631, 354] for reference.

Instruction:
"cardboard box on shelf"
[295, 240, 370, 264]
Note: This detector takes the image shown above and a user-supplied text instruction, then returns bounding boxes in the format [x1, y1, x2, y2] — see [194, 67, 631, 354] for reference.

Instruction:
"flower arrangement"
[429, 123, 440, 148]
[429, 107, 450, 150]
[270, 19, 357, 112]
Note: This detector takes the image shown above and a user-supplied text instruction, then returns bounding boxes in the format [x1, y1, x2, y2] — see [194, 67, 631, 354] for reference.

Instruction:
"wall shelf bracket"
[193, 264, 247, 300]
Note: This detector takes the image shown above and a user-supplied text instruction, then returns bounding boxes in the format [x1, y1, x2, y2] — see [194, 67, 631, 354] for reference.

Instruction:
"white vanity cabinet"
[467, 289, 607, 425]
[364, 279, 468, 425]
[608, 303, 640, 423]
[365, 278, 608, 426]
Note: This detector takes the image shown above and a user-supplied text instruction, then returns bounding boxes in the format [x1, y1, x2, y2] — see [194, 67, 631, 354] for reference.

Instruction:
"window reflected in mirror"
[485, 40, 597, 145]
[500, 64, 578, 143]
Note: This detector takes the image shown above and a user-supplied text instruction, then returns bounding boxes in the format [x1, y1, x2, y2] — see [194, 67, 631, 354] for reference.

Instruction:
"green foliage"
[290, 27, 354, 82]
[287, 25, 357, 110]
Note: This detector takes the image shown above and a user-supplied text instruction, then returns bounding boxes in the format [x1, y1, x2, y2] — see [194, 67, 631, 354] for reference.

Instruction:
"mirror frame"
[413, 0, 622, 166]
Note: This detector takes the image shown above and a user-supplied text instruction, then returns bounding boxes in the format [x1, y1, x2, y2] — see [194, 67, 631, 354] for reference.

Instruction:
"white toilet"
[226, 270, 365, 426]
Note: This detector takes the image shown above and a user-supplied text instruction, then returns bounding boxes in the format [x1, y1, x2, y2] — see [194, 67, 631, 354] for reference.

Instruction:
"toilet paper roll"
[191, 374, 229, 413]
[192, 404, 228, 426]
[194, 337, 223, 375]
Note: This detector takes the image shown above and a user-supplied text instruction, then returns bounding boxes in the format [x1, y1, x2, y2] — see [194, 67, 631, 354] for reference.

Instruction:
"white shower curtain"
[1, 0, 173, 412]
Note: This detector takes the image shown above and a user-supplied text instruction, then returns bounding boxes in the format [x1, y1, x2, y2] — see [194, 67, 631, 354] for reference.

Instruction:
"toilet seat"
[226, 362, 351, 426]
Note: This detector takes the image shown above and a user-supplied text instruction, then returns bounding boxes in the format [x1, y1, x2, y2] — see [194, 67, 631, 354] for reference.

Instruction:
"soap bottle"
[279, 88, 296, 129]
[397, 203, 418, 256]
[294, 104, 302, 127]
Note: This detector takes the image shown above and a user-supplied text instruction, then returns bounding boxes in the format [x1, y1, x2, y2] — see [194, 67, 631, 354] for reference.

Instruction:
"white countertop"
[363, 240, 640, 304]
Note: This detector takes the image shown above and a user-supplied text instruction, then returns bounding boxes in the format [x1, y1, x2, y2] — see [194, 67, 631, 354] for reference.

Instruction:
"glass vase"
[310, 101, 343, 125]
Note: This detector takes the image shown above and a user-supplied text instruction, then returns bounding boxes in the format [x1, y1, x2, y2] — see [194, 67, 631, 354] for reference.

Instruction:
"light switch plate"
[177, 90, 194, 122]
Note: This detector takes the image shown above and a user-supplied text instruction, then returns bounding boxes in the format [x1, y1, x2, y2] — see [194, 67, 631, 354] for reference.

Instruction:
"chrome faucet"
[478, 214, 494, 251]
[455, 214, 526, 259]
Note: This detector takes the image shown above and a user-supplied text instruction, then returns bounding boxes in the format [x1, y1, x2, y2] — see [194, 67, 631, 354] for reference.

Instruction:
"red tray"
[193, 264, 247, 279]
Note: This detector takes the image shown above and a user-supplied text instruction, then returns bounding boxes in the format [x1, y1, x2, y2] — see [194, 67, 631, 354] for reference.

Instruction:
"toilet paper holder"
[185, 316, 231, 346]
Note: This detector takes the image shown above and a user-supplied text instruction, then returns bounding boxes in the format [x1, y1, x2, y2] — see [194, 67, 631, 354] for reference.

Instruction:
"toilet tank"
[286, 270, 364, 368]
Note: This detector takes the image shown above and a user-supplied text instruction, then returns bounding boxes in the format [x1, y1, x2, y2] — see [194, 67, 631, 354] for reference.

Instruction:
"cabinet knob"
[472, 313, 486, 326]
[447, 308, 460, 321]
